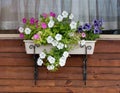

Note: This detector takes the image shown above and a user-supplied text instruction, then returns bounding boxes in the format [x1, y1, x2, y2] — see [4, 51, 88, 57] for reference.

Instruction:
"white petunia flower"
[52, 40, 58, 46]
[69, 13, 74, 19]
[48, 20, 54, 28]
[57, 42, 64, 50]
[47, 36, 54, 43]
[55, 34, 62, 41]
[39, 52, 46, 59]
[24, 28, 31, 34]
[59, 56, 67, 67]
[18, 27, 24, 33]
[63, 51, 69, 58]
[62, 11, 68, 18]
[80, 40, 86, 47]
[47, 56, 55, 64]
[70, 21, 77, 30]
[47, 65, 55, 70]
[37, 57, 43, 66]
[57, 15, 63, 22]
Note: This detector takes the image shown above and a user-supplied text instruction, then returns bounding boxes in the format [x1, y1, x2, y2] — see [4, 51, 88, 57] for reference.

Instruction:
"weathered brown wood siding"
[0, 39, 120, 93]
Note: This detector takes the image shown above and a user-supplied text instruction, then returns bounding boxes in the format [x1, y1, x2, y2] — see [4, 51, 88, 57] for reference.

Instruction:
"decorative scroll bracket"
[81, 45, 92, 85]
[29, 43, 92, 85]
[29, 45, 39, 85]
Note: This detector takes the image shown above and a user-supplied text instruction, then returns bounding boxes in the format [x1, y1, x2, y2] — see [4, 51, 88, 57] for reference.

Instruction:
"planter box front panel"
[24, 40, 96, 55]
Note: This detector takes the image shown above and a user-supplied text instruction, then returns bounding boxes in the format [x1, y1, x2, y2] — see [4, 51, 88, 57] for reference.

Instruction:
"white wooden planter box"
[24, 40, 96, 55]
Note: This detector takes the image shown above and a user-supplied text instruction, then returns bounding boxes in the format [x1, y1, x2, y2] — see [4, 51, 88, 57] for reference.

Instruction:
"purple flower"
[83, 23, 91, 31]
[30, 17, 35, 24]
[33, 34, 39, 40]
[78, 26, 83, 33]
[93, 19, 103, 27]
[94, 27, 100, 34]
[19, 33, 24, 38]
[98, 19, 103, 27]
[22, 18, 27, 24]
[50, 12, 56, 17]
[94, 20, 99, 27]
[41, 22, 47, 29]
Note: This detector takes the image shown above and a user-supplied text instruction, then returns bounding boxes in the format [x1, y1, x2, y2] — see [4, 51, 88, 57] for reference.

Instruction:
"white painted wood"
[0, 34, 120, 40]
[24, 40, 96, 55]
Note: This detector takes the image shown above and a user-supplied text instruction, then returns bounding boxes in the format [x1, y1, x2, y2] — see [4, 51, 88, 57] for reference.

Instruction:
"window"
[0, 0, 120, 34]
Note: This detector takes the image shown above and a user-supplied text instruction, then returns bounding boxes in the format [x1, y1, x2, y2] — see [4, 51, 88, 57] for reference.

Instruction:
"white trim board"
[0, 34, 120, 40]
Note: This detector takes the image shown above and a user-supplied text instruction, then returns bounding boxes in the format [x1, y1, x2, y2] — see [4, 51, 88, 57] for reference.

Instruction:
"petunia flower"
[48, 20, 54, 28]
[81, 32, 86, 38]
[94, 27, 100, 34]
[39, 52, 46, 59]
[70, 21, 77, 30]
[55, 34, 62, 41]
[22, 18, 27, 24]
[57, 15, 63, 22]
[57, 42, 64, 50]
[37, 57, 43, 66]
[47, 65, 55, 70]
[47, 36, 54, 44]
[18, 27, 24, 33]
[78, 26, 83, 33]
[33, 34, 39, 40]
[63, 51, 69, 58]
[19, 33, 24, 38]
[62, 11, 68, 18]
[82, 23, 91, 31]
[47, 56, 55, 64]
[30, 17, 35, 24]
[24, 28, 31, 34]
[41, 22, 47, 29]
[51, 40, 58, 46]
[59, 56, 67, 67]
[50, 12, 56, 17]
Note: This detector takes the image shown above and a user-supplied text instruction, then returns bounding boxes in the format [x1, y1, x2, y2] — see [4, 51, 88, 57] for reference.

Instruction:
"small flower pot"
[24, 40, 96, 55]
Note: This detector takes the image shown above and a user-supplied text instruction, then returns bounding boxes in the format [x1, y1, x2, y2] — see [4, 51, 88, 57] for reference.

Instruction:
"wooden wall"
[0, 39, 120, 93]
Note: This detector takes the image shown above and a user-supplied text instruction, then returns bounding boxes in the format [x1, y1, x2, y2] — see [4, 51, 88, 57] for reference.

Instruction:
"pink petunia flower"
[19, 33, 24, 38]
[42, 13, 48, 18]
[30, 17, 35, 24]
[33, 34, 39, 40]
[41, 22, 47, 29]
[22, 18, 27, 24]
[81, 32, 86, 38]
[50, 12, 56, 17]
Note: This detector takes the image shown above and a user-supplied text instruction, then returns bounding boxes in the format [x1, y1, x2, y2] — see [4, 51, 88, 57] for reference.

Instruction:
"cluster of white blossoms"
[47, 11, 77, 30]
[37, 33, 69, 70]
[57, 11, 77, 30]
[37, 51, 69, 71]
[18, 27, 31, 35]
[47, 33, 65, 50]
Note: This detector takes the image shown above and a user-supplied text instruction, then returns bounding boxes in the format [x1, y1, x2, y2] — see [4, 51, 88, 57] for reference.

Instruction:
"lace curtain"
[0, 0, 119, 30]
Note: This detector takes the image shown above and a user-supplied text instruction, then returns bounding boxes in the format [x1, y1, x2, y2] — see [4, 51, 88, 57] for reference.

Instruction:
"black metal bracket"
[29, 45, 39, 85]
[81, 45, 92, 85]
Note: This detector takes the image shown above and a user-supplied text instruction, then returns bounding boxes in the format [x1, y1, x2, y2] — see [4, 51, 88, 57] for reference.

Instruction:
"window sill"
[0, 34, 120, 40]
